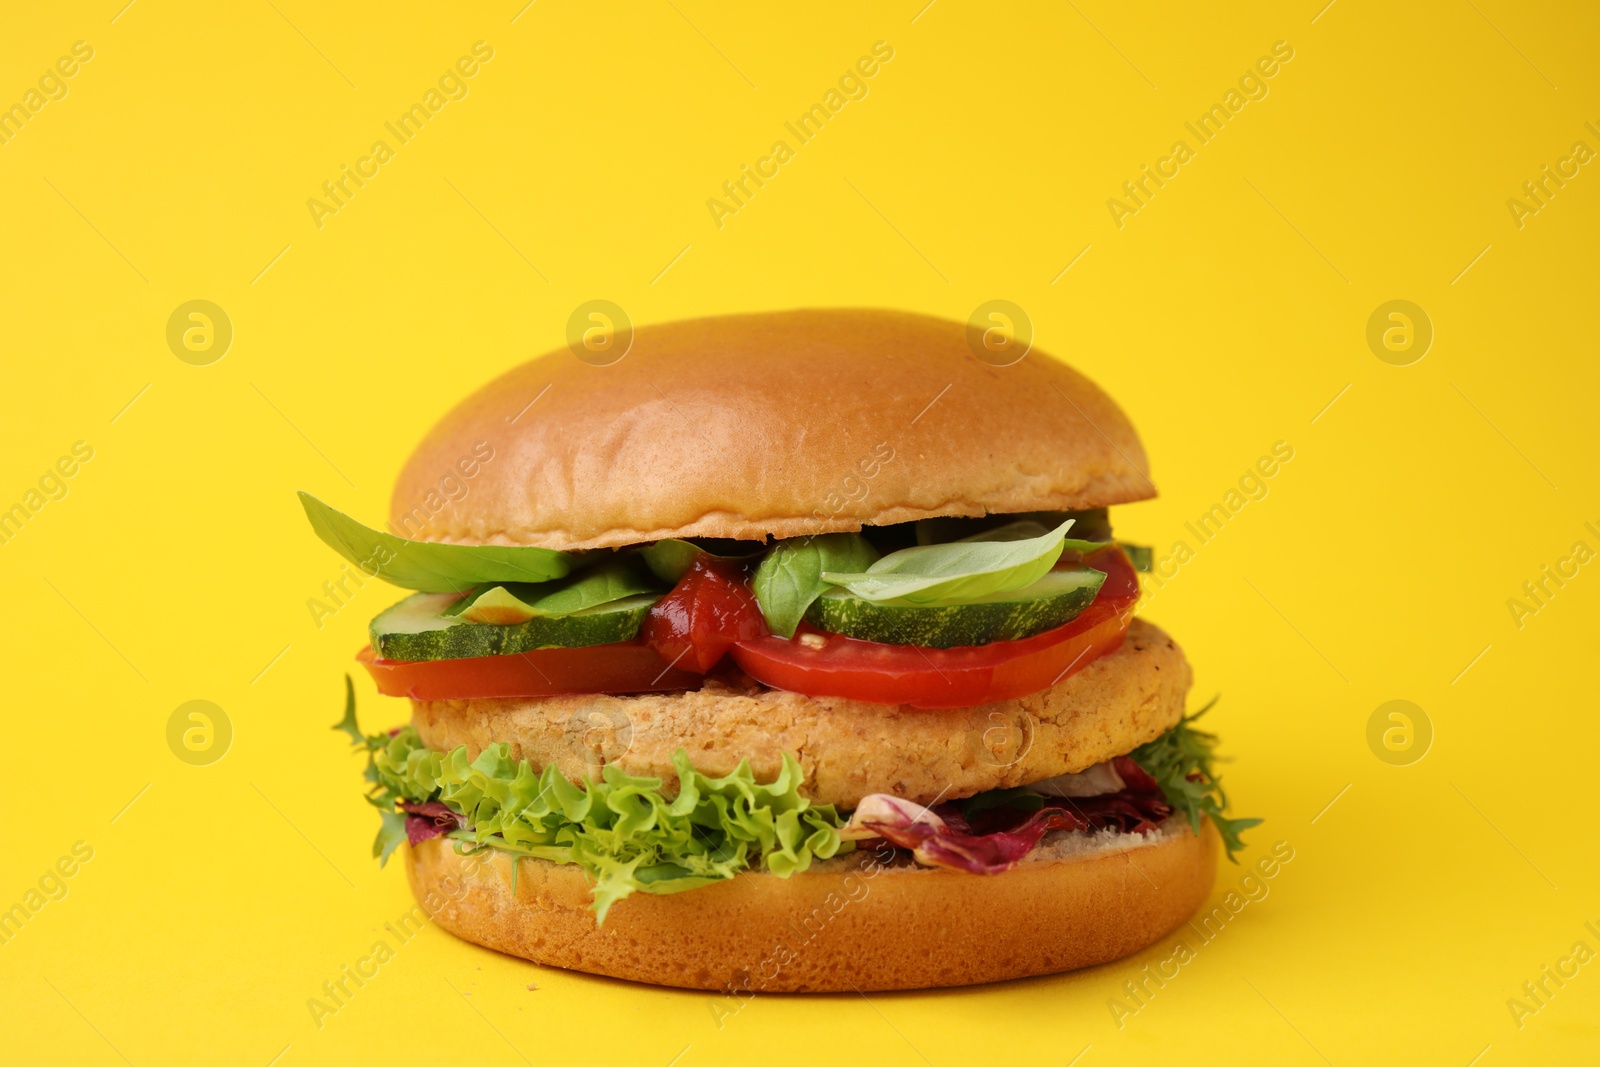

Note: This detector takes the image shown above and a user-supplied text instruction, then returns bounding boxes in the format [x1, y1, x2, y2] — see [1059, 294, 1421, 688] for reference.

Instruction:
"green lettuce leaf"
[348, 717, 849, 923]
[1130, 700, 1261, 859]
[752, 533, 879, 637]
[374, 810, 408, 866]
[821, 519, 1084, 604]
[299, 491, 576, 593]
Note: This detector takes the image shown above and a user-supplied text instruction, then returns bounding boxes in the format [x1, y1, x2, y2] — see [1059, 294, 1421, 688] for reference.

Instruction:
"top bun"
[390, 309, 1153, 551]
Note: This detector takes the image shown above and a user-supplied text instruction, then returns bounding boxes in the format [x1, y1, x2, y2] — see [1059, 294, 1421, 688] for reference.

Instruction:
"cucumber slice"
[371, 592, 659, 661]
[804, 567, 1106, 648]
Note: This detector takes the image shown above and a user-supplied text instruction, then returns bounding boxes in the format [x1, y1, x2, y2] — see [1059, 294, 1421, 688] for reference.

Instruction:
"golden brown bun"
[390, 309, 1153, 550]
[413, 617, 1189, 809]
[406, 819, 1218, 992]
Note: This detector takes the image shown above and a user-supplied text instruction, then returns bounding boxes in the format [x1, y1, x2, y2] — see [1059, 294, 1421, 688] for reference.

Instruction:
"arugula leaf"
[299, 491, 577, 594]
[1120, 542, 1153, 572]
[752, 533, 879, 637]
[1130, 700, 1261, 860]
[332, 674, 363, 746]
[820, 519, 1082, 605]
[456, 560, 659, 624]
[328, 677, 406, 862]
[638, 538, 764, 583]
[959, 786, 1047, 817]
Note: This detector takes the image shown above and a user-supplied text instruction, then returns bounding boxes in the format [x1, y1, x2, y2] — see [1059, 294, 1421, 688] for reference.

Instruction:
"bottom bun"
[405, 819, 1219, 992]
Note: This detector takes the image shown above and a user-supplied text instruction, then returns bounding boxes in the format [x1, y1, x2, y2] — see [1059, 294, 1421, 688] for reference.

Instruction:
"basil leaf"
[955, 520, 1050, 542]
[639, 538, 763, 583]
[753, 533, 879, 637]
[1120, 543, 1153, 572]
[966, 520, 1115, 558]
[299, 491, 576, 593]
[639, 539, 702, 583]
[821, 519, 1079, 605]
[916, 509, 1113, 546]
[457, 560, 658, 624]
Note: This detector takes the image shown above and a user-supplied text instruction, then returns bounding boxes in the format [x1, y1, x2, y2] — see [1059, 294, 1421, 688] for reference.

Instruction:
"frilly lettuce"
[337, 684, 849, 921]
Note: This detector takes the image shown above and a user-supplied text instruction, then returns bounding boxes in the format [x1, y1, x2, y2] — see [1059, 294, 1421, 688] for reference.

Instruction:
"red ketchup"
[642, 557, 768, 673]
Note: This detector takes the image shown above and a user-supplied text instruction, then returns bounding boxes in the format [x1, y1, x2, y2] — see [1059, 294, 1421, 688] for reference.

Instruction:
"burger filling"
[337, 686, 1256, 923]
[303, 493, 1152, 709]
[310, 495, 1258, 922]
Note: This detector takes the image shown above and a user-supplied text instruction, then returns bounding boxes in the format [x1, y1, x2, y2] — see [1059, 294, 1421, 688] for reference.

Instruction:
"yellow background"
[3, 1, 1597, 1063]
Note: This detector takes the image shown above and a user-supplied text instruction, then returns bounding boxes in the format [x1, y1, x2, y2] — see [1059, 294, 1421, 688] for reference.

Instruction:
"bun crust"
[405, 819, 1218, 992]
[412, 617, 1190, 810]
[390, 309, 1153, 550]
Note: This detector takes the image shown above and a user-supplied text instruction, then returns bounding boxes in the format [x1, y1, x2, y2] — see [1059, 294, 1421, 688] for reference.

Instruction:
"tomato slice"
[357, 643, 704, 700]
[729, 546, 1140, 708]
